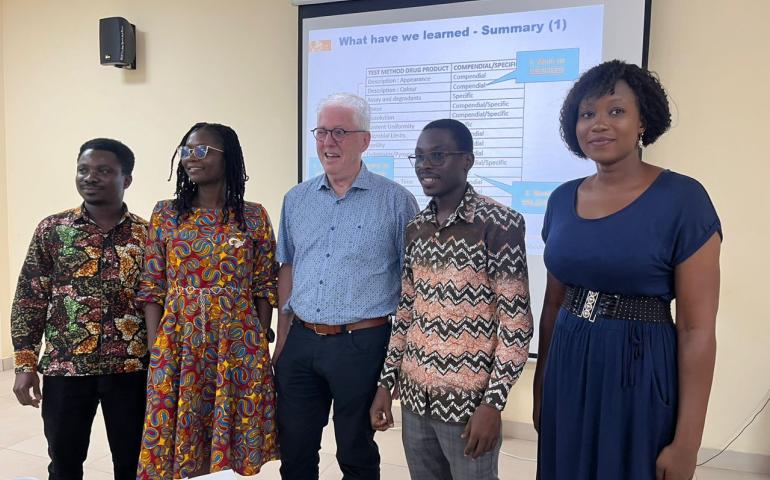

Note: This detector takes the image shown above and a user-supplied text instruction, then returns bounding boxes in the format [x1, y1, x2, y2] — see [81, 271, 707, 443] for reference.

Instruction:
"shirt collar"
[75, 203, 131, 227]
[318, 162, 373, 191]
[426, 183, 478, 227]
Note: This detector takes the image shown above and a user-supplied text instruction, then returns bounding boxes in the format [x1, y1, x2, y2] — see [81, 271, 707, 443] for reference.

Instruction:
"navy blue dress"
[537, 170, 721, 479]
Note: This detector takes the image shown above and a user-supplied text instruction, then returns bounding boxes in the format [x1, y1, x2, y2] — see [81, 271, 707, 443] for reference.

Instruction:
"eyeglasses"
[408, 151, 469, 168]
[177, 145, 224, 161]
[311, 127, 367, 142]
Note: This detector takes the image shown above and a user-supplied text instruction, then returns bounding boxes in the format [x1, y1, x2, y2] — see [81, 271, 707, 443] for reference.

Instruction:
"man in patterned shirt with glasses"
[274, 93, 418, 479]
[370, 119, 533, 480]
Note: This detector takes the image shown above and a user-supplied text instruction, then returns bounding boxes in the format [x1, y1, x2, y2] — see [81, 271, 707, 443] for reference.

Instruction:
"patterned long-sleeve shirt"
[11, 205, 149, 376]
[378, 185, 533, 423]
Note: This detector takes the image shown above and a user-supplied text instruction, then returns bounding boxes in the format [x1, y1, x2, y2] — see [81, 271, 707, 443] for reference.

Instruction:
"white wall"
[0, 0, 298, 356]
[0, 0, 11, 369]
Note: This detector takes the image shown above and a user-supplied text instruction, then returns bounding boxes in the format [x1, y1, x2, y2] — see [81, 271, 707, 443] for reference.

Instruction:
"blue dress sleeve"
[671, 178, 722, 266]
[543, 180, 575, 243]
[542, 191, 555, 243]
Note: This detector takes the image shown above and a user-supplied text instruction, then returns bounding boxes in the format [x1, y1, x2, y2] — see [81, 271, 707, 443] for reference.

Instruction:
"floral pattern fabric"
[136, 200, 279, 479]
[11, 205, 148, 375]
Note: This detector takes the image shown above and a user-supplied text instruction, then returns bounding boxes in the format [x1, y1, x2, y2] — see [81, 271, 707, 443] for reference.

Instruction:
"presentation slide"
[306, 4, 603, 253]
[301, 0, 649, 356]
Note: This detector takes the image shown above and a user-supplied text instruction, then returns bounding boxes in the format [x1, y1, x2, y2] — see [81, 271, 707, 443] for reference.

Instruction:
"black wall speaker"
[99, 17, 136, 69]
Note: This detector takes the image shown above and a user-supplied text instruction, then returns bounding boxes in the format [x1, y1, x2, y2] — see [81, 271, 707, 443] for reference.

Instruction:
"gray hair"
[316, 93, 371, 131]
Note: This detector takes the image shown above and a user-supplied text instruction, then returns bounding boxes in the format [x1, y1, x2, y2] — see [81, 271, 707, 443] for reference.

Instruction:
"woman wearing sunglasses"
[136, 123, 279, 479]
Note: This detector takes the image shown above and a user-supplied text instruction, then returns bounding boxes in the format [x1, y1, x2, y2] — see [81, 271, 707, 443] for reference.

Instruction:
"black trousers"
[275, 321, 390, 480]
[41, 371, 147, 480]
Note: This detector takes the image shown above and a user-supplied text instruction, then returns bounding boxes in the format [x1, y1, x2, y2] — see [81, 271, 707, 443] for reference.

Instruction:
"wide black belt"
[562, 286, 672, 323]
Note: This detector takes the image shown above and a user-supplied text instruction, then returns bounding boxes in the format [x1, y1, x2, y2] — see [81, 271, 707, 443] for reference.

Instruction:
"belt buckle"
[581, 290, 599, 323]
[312, 323, 327, 336]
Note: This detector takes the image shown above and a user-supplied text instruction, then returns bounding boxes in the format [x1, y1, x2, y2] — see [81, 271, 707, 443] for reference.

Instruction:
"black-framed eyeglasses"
[177, 145, 224, 161]
[311, 127, 367, 142]
[408, 151, 469, 168]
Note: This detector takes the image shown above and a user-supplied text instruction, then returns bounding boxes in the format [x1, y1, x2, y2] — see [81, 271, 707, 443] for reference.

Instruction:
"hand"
[656, 442, 698, 480]
[462, 404, 501, 459]
[272, 316, 292, 367]
[369, 386, 394, 431]
[392, 382, 400, 401]
[271, 338, 286, 366]
[13, 372, 42, 408]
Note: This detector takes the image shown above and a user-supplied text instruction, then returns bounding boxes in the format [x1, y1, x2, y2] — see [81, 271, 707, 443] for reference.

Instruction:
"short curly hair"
[560, 60, 671, 158]
[78, 138, 135, 175]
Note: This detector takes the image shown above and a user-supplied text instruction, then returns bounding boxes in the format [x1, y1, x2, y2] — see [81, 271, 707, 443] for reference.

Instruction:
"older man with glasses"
[273, 93, 418, 479]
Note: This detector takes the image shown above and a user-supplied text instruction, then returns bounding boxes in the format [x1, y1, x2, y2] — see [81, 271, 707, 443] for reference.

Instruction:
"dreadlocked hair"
[168, 122, 250, 230]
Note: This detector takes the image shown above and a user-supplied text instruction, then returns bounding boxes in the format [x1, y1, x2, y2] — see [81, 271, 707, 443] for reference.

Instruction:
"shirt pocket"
[344, 220, 397, 307]
[348, 220, 396, 262]
[346, 221, 367, 252]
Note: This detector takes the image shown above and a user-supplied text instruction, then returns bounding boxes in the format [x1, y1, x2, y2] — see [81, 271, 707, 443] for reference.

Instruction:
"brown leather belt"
[295, 316, 389, 335]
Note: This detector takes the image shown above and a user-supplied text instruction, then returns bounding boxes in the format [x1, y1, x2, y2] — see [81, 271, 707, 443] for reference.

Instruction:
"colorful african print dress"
[136, 200, 279, 479]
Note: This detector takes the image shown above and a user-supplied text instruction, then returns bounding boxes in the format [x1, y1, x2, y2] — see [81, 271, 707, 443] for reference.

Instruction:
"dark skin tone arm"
[256, 298, 272, 332]
[656, 233, 720, 480]
[461, 404, 502, 458]
[370, 386, 394, 431]
[145, 302, 163, 350]
[13, 373, 42, 407]
[532, 272, 567, 432]
[272, 263, 293, 365]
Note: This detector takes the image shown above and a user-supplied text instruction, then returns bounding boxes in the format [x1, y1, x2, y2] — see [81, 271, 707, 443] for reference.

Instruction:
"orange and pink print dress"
[136, 200, 279, 479]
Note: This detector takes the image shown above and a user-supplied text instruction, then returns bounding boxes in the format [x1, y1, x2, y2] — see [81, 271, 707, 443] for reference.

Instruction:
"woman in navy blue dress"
[533, 60, 722, 480]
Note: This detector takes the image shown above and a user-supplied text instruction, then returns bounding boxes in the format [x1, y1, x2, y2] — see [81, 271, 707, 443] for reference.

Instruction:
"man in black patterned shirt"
[10, 138, 148, 480]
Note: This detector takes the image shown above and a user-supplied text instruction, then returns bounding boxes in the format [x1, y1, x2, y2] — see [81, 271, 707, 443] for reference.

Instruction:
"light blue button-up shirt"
[277, 164, 419, 325]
